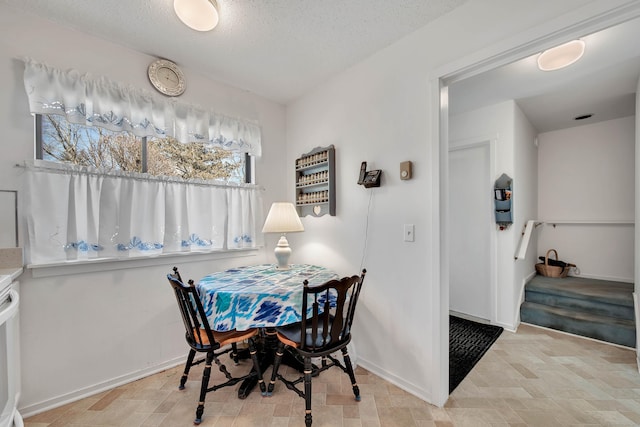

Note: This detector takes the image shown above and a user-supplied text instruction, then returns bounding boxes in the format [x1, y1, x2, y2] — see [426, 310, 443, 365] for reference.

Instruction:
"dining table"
[196, 263, 339, 397]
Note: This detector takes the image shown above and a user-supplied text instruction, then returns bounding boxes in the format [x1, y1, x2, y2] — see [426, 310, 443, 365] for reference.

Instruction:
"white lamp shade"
[537, 40, 585, 71]
[262, 202, 304, 233]
[174, 0, 219, 32]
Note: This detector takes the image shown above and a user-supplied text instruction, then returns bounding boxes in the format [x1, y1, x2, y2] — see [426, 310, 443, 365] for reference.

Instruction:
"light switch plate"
[404, 224, 415, 242]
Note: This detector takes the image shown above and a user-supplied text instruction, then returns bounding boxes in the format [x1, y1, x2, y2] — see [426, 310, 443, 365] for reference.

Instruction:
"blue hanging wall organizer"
[494, 173, 512, 230]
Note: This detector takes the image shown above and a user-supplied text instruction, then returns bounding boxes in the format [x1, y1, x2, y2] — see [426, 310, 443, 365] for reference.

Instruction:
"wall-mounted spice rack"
[295, 145, 335, 217]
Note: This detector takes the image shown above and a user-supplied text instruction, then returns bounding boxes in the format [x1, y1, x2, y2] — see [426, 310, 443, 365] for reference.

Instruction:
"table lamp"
[262, 202, 304, 270]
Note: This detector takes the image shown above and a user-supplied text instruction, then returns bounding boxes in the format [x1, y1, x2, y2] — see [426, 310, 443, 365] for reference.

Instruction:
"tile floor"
[24, 324, 640, 426]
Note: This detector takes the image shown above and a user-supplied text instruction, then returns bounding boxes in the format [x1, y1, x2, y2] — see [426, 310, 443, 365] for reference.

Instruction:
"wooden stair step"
[521, 301, 636, 348]
[525, 275, 633, 307]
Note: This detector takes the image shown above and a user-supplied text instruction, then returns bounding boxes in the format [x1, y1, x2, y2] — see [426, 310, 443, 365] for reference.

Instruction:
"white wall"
[285, 0, 603, 404]
[512, 103, 539, 320]
[0, 4, 287, 415]
[286, 54, 435, 400]
[537, 116, 635, 282]
[0, 190, 17, 247]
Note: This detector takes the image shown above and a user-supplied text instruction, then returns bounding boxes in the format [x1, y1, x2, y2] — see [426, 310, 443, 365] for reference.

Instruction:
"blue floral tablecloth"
[197, 264, 339, 331]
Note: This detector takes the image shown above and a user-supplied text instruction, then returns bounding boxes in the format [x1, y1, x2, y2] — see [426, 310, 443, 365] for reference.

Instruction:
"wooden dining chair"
[167, 269, 266, 425]
[267, 269, 367, 427]
[172, 267, 243, 369]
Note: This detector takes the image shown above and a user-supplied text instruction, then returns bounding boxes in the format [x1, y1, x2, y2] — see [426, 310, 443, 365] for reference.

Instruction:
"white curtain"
[22, 58, 262, 156]
[25, 161, 264, 264]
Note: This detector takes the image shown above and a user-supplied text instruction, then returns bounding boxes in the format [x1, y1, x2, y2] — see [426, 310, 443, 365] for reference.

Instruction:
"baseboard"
[521, 322, 634, 349]
[509, 270, 537, 333]
[450, 310, 515, 333]
[634, 292, 639, 372]
[448, 310, 488, 324]
[569, 273, 633, 283]
[356, 356, 432, 405]
[494, 320, 516, 333]
[522, 271, 536, 291]
[18, 356, 186, 418]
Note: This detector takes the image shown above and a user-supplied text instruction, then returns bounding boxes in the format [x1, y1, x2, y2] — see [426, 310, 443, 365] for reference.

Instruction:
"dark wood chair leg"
[267, 341, 285, 396]
[304, 356, 313, 427]
[248, 337, 267, 395]
[195, 352, 214, 425]
[180, 349, 196, 390]
[341, 347, 361, 401]
[231, 343, 239, 364]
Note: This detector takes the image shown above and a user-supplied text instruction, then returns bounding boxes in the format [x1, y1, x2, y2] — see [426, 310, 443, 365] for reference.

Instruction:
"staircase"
[520, 275, 636, 348]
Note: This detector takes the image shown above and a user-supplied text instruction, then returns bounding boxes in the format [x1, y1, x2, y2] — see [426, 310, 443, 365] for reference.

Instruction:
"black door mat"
[449, 315, 503, 393]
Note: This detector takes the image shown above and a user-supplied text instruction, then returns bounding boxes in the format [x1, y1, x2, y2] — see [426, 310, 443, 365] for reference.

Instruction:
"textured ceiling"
[4, 1, 638, 132]
[2, 0, 468, 104]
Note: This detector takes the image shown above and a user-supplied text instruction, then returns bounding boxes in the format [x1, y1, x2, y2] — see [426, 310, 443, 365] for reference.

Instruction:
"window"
[22, 60, 263, 266]
[35, 114, 251, 184]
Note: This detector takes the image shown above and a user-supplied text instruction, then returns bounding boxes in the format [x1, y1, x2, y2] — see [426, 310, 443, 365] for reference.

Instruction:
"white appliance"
[0, 275, 22, 427]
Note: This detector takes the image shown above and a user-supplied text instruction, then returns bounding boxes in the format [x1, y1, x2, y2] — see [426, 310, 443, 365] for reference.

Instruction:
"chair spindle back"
[167, 272, 219, 351]
[299, 269, 366, 353]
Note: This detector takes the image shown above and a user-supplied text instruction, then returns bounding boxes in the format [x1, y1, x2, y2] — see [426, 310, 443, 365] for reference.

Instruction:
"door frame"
[430, 2, 640, 407]
[448, 138, 497, 323]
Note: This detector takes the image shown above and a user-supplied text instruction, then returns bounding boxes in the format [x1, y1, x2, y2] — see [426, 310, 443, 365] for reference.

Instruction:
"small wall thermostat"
[400, 161, 412, 180]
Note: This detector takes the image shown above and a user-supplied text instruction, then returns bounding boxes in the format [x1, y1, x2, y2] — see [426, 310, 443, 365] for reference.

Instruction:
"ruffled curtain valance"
[22, 58, 262, 156]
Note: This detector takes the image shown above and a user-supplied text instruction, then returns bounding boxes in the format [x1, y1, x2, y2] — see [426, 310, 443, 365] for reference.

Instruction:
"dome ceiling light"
[174, 0, 219, 32]
[537, 40, 585, 71]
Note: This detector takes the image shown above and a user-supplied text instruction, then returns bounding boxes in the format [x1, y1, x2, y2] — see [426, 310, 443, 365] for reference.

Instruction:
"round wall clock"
[147, 59, 186, 96]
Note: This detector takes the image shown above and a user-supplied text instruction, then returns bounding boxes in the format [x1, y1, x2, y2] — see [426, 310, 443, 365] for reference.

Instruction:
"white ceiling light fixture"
[174, 0, 219, 32]
[537, 40, 586, 71]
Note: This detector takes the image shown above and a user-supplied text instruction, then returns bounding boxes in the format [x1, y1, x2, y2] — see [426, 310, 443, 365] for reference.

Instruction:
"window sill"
[27, 248, 261, 278]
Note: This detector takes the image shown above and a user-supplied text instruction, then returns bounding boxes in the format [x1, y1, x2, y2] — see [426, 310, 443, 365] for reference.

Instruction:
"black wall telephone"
[357, 161, 382, 188]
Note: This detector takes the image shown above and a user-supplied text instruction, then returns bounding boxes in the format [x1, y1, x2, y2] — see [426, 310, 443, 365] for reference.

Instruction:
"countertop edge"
[0, 267, 24, 281]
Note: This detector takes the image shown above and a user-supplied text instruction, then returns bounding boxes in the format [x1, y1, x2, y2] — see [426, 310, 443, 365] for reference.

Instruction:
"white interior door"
[449, 141, 493, 320]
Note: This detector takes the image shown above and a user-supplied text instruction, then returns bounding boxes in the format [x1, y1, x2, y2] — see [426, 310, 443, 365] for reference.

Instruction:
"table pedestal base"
[237, 328, 307, 399]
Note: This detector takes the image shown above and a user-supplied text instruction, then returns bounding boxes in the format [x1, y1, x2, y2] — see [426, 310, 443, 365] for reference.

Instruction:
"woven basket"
[535, 249, 571, 278]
